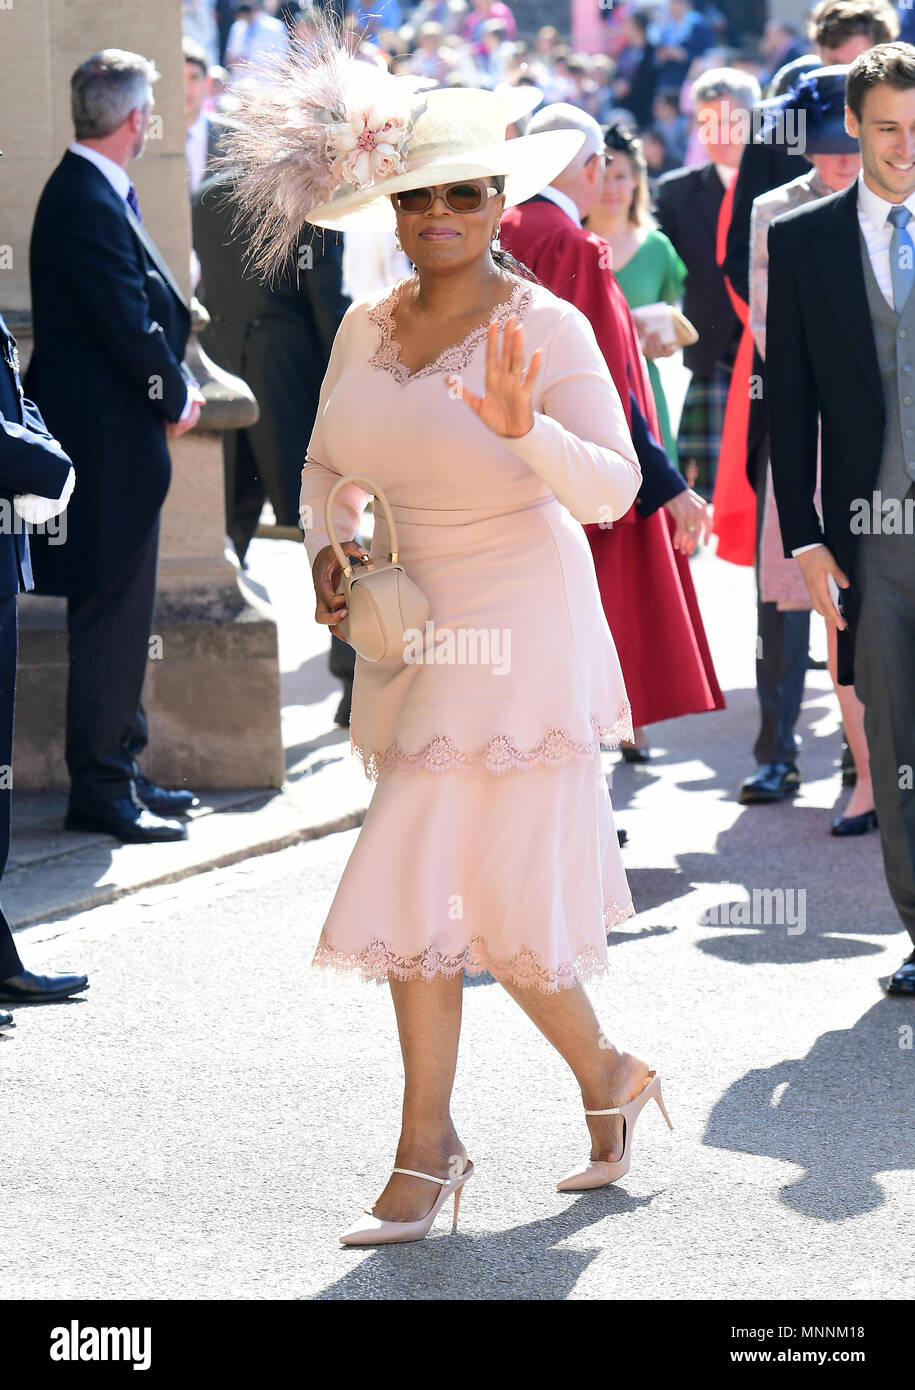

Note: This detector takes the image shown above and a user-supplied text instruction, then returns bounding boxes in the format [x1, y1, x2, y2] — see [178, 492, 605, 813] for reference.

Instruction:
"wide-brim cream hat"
[217, 16, 581, 277]
[305, 88, 582, 231]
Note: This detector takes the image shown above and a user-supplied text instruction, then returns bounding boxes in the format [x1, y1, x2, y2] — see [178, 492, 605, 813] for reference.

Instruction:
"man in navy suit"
[0, 297, 89, 1025]
[26, 50, 205, 844]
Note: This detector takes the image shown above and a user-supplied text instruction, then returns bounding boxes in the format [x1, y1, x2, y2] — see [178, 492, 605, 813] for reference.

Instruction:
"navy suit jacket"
[0, 315, 73, 597]
[25, 150, 191, 596]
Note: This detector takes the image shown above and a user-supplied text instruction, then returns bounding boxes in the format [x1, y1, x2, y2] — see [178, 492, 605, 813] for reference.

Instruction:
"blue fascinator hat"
[760, 65, 859, 155]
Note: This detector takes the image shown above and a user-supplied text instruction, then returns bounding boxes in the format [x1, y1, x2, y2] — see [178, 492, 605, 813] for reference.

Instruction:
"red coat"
[500, 197, 724, 727]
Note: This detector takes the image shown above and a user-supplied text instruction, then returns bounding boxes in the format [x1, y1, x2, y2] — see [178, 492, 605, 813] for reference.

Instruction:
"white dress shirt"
[714, 162, 739, 190]
[538, 184, 582, 227]
[186, 112, 209, 195]
[791, 172, 915, 558]
[67, 141, 194, 421]
[856, 168, 915, 310]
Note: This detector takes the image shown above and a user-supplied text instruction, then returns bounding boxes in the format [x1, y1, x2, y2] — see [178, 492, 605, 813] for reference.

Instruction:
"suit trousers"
[0, 595, 24, 978]
[854, 523, 915, 948]
[753, 437, 810, 765]
[65, 517, 159, 802]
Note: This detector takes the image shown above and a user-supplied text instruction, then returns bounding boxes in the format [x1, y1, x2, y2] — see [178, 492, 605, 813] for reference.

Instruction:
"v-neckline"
[367, 274, 533, 385]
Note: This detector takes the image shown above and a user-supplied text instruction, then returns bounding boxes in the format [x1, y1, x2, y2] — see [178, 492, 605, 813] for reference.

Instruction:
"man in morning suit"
[192, 167, 350, 565]
[767, 42, 915, 994]
[25, 50, 205, 845]
[0, 294, 89, 1023]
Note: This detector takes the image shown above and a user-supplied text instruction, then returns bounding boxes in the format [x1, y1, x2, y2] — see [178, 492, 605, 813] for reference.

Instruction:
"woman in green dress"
[584, 122, 686, 466]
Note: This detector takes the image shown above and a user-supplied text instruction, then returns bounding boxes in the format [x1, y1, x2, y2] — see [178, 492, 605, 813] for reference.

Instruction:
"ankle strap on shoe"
[391, 1167, 449, 1184]
[584, 1106, 622, 1116]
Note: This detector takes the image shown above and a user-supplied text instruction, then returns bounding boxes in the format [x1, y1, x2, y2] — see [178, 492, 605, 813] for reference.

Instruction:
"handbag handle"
[323, 473, 400, 576]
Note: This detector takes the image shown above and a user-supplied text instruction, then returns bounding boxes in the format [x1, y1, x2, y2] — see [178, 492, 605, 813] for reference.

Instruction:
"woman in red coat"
[501, 149, 724, 748]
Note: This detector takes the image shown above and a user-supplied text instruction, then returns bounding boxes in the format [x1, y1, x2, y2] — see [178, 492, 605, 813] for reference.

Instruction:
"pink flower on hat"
[325, 104, 412, 190]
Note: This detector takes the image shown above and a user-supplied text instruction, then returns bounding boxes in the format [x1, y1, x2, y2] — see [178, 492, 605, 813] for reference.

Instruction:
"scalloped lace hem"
[351, 704, 633, 781]
[312, 898, 636, 993]
[366, 274, 533, 385]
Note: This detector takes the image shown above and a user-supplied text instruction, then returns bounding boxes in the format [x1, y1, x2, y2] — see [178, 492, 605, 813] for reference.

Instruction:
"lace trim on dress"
[350, 704, 634, 782]
[366, 275, 534, 384]
[312, 897, 636, 993]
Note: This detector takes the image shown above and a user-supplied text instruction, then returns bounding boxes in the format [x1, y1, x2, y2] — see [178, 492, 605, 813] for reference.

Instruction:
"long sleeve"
[766, 219, 823, 556]
[499, 307, 641, 526]
[63, 197, 188, 423]
[299, 305, 371, 567]
[0, 396, 73, 500]
[629, 391, 687, 516]
[748, 195, 772, 360]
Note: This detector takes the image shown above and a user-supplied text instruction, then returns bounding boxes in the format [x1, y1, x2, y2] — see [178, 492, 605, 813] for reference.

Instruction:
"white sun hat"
[305, 86, 583, 231]
[218, 16, 582, 274]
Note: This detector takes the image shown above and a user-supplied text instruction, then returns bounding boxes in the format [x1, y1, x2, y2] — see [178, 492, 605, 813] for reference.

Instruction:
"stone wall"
[2, 0, 284, 791]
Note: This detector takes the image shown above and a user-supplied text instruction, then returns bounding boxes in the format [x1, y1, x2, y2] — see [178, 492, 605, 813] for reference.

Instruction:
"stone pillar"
[1, 0, 285, 790]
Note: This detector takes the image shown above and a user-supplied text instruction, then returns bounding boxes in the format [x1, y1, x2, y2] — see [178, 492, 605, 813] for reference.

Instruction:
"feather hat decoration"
[215, 15, 433, 280]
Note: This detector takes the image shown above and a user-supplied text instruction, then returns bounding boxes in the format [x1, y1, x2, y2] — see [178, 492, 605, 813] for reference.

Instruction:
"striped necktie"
[126, 183, 142, 223]
[887, 203, 914, 313]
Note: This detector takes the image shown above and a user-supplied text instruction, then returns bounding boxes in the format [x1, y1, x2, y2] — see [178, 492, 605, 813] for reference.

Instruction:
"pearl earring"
[394, 232, 402, 251]
[491, 225, 501, 251]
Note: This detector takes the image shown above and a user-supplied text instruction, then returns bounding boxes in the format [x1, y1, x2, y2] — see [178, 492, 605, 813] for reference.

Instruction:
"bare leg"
[369, 972, 467, 1223]
[497, 976, 651, 1163]
[827, 623, 874, 818]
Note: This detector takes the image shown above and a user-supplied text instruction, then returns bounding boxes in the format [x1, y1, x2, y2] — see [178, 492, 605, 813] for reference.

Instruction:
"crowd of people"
[1, 2, 913, 1248]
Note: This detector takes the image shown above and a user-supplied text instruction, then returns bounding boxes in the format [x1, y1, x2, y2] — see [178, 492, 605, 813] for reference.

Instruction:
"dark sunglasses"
[393, 180, 500, 213]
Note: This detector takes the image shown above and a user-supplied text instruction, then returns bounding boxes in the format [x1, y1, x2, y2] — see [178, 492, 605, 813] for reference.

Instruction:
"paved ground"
[5, 536, 913, 1301]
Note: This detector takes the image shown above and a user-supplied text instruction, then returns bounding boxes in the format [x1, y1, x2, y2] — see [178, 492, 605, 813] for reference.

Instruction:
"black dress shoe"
[134, 774, 199, 816]
[0, 1009, 13, 1029]
[617, 827, 628, 847]
[886, 954, 915, 995]
[737, 762, 801, 805]
[831, 809, 878, 837]
[65, 793, 187, 843]
[620, 744, 652, 764]
[0, 970, 88, 1003]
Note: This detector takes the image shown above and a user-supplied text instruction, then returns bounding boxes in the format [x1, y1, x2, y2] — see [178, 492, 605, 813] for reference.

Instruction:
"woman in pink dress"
[224, 28, 673, 1245]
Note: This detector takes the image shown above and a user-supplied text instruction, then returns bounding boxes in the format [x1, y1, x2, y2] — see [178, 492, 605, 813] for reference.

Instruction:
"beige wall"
[0, 0, 189, 315]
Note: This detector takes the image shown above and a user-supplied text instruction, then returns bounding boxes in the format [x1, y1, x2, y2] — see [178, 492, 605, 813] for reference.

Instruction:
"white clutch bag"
[324, 473, 430, 664]
[630, 302, 699, 348]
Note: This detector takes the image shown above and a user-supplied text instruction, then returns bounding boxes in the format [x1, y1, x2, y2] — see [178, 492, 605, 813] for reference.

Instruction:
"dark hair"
[182, 36, 208, 75]
[846, 40, 915, 117]
[603, 122, 650, 227]
[489, 175, 542, 284]
[810, 0, 899, 51]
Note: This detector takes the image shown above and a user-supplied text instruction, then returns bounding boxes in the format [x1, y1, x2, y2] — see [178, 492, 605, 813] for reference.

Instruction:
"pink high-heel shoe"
[557, 1070, 672, 1191]
[339, 1161, 474, 1246]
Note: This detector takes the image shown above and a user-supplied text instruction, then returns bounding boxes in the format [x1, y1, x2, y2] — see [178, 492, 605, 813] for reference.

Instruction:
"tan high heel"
[556, 1070, 672, 1192]
[339, 1160, 474, 1246]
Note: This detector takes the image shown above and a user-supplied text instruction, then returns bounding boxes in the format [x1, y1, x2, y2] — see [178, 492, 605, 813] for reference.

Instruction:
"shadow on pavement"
[314, 1186, 665, 1300]
[703, 999, 914, 1221]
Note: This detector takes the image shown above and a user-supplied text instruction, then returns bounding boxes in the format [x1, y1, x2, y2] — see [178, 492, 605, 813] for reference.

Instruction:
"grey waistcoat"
[859, 227, 915, 502]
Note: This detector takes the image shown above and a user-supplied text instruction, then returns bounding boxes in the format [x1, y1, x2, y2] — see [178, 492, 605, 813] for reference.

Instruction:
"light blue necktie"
[887, 204, 915, 313]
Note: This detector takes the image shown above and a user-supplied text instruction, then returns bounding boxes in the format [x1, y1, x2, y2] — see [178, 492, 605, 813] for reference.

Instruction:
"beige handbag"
[324, 473, 430, 663]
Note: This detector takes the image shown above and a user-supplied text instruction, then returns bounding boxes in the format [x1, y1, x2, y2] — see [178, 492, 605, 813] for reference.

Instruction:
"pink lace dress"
[300, 273, 642, 991]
